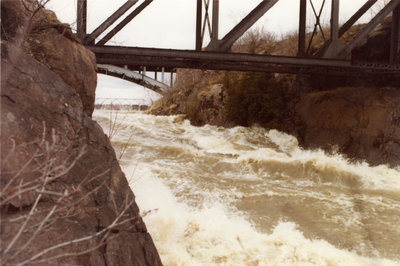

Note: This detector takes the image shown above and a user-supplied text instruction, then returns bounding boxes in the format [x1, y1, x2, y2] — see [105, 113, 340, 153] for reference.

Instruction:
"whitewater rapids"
[94, 110, 400, 266]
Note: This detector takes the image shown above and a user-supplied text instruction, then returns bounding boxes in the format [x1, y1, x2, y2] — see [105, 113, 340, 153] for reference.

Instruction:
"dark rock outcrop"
[294, 87, 400, 166]
[1, 0, 162, 265]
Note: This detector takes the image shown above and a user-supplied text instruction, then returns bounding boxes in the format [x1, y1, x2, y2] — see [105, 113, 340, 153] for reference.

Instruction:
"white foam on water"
[235, 129, 400, 192]
[266, 129, 299, 153]
[194, 135, 238, 155]
[129, 166, 399, 266]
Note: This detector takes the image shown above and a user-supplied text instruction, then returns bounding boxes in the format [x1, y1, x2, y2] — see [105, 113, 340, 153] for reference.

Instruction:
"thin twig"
[3, 174, 49, 255]
[17, 200, 135, 265]
[9, 195, 65, 260]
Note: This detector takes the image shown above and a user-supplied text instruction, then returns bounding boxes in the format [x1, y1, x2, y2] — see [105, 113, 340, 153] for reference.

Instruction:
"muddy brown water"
[94, 110, 400, 266]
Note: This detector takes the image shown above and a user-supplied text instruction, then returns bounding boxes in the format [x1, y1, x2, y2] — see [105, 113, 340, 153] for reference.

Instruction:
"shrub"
[224, 71, 286, 129]
[184, 90, 201, 123]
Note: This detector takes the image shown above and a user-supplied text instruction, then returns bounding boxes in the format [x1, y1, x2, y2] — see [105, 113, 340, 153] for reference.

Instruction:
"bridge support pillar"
[390, 5, 400, 62]
[298, 0, 307, 56]
[210, 0, 220, 47]
[330, 0, 339, 45]
[322, 0, 343, 58]
[196, 0, 203, 50]
[77, 0, 87, 42]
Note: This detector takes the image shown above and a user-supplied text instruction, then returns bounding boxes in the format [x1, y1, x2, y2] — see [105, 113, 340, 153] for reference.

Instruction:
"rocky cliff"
[149, 18, 400, 167]
[294, 86, 400, 167]
[1, 0, 162, 265]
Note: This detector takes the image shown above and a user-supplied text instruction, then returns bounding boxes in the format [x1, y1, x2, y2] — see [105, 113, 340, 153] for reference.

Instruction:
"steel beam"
[316, 0, 377, 57]
[298, 0, 307, 56]
[94, 56, 308, 74]
[330, 0, 339, 43]
[94, 53, 399, 76]
[97, 0, 153, 46]
[390, 5, 400, 62]
[97, 64, 170, 92]
[307, 0, 327, 54]
[201, 0, 212, 45]
[322, 0, 340, 58]
[85, 0, 139, 44]
[77, 0, 87, 42]
[309, 0, 327, 43]
[211, 0, 220, 42]
[196, 0, 203, 50]
[88, 45, 353, 68]
[213, 0, 279, 51]
[338, 0, 400, 59]
[339, 0, 377, 37]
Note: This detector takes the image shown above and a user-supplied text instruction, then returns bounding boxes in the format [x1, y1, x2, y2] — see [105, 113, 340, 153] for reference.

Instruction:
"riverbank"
[149, 18, 400, 167]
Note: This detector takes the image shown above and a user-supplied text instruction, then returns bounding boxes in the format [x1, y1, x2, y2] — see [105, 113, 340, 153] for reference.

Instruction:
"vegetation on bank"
[148, 28, 291, 128]
[151, 29, 292, 128]
[223, 72, 286, 128]
[149, 15, 397, 129]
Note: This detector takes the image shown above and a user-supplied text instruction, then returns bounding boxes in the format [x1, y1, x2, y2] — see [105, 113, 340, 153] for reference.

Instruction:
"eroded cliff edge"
[149, 18, 400, 167]
[0, 1, 162, 264]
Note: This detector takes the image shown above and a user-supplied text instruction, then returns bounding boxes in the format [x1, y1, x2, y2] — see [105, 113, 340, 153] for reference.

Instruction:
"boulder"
[0, 0, 162, 265]
[1, 0, 97, 117]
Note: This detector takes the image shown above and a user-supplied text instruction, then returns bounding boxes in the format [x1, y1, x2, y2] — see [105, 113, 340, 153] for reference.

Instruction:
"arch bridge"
[77, 0, 400, 91]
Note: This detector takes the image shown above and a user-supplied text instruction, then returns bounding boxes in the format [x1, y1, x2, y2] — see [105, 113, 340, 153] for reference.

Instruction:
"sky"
[48, 0, 378, 49]
[46, 0, 383, 102]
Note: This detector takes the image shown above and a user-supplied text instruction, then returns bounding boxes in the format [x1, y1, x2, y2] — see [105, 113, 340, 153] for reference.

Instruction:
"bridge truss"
[77, 0, 400, 77]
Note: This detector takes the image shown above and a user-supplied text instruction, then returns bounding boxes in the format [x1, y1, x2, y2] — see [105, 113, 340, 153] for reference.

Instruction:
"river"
[94, 110, 400, 266]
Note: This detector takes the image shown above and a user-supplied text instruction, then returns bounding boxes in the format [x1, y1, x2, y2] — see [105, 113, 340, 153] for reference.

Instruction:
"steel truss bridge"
[76, 0, 400, 89]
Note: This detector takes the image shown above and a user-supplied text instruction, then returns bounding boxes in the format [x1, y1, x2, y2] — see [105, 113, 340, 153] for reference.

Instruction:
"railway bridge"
[76, 0, 400, 92]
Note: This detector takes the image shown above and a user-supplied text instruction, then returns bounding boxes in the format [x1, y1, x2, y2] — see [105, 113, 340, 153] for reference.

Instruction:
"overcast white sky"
[48, 0, 379, 49]
[46, 0, 382, 101]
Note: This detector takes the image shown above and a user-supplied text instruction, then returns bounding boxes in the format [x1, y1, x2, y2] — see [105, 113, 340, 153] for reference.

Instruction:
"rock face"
[0, 0, 162, 265]
[1, 0, 97, 116]
[148, 69, 229, 126]
[294, 87, 400, 166]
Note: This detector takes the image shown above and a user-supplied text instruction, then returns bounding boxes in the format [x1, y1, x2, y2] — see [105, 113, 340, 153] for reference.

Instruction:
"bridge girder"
[90, 45, 400, 77]
[77, 0, 400, 80]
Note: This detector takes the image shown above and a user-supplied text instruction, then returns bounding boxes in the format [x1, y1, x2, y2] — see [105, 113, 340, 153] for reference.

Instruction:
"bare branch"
[17, 200, 135, 265]
[3, 175, 48, 255]
[9, 195, 64, 261]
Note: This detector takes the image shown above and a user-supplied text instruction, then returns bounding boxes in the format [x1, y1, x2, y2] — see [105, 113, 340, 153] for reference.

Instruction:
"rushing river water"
[94, 110, 400, 266]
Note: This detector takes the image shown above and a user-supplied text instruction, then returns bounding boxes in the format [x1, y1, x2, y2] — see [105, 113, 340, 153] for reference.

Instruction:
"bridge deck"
[89, 45, 400, 77]
[97, 64, 170, 93]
